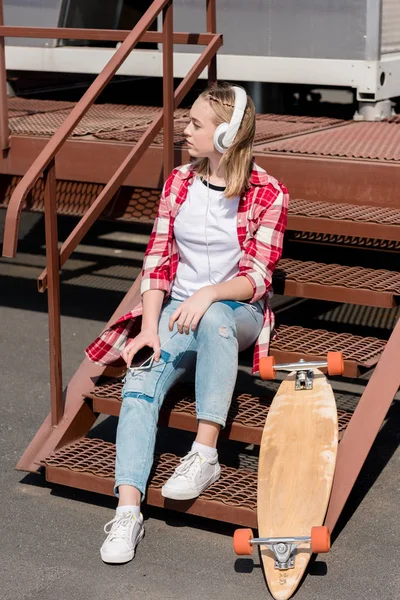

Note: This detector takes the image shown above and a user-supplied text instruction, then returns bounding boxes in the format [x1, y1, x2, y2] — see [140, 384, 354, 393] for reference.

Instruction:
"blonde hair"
[193, 82, 256, 199]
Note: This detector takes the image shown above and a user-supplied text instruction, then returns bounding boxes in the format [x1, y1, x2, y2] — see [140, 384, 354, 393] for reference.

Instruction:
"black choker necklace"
[200, 177, 226, 192]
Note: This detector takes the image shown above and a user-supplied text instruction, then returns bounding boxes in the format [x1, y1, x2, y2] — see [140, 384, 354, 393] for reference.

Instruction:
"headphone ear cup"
[214, 122, 229, 153]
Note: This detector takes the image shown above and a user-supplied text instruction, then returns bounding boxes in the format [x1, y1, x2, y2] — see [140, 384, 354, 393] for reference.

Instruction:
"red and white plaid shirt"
[86, 162, 288, 375]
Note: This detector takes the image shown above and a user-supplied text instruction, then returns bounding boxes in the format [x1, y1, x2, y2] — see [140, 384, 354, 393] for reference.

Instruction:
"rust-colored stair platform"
[262, 119, 400, 161]
[2, 98, 400, 207]
[87, 382, 353, 444]
[43, 440, 259, 527]
[6, 97, 345, 143]
[270, 324, 384, 377]
[275, 258, 400, 308]
[288, 199, 400, 242]
[42, 387, 351, 530]
[2, 175, 400, 243]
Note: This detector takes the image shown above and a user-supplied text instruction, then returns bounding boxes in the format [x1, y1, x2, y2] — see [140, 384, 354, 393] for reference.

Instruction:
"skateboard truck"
[233, 527, 331, 569]
[254, 536, 306, 569]
[259, 352, 344, 389]
[294, 361, 313, 391]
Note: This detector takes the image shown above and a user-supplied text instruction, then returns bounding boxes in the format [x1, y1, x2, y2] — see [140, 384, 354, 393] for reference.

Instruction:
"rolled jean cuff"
[114, 478, 146, 500]
[196, 412, 227, 429]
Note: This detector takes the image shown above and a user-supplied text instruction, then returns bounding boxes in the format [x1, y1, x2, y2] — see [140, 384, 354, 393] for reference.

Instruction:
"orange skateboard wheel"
[259, 356, 276, 380]
[233, 528, 254, 555]
[327, 351, 344, 376]
[311, 526, 330, 554]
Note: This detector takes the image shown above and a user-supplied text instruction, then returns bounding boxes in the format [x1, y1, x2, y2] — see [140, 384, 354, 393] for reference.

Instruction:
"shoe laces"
[174, 451, 202, 479]
[104, 512, 135, 541]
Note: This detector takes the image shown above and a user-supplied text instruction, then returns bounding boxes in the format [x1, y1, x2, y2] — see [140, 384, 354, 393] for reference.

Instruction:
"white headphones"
[213, 86, 248, 154]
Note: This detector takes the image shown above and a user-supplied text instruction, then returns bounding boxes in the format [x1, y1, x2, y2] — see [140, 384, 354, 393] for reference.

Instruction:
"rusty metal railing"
[0, 2, 8, 157]
[0, 0, 221, 427]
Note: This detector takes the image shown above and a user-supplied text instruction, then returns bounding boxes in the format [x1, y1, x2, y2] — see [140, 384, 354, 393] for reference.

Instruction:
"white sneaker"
[100, 511, 144, 564]
[161, 450, 221, 500]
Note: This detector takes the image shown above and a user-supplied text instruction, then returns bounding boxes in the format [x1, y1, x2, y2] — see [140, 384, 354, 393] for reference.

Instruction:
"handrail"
[0, 26, 216, 45]
[37, 34, 221, 292]
[1, 31, 220, 257]
[1, 0, 170, 258]
[0, 2, 8, 156]
[0, 0, 220, 427]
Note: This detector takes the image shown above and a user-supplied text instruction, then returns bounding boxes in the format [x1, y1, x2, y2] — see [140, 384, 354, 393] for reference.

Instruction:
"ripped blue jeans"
[115, 297, 264, 498]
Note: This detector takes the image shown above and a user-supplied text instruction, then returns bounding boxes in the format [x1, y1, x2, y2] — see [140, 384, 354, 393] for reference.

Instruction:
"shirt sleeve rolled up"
[236, 188, 288, 303]
[140, 173, 176, 295]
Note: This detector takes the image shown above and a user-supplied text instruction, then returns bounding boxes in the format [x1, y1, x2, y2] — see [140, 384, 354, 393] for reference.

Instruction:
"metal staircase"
[1, 0, 399, 535]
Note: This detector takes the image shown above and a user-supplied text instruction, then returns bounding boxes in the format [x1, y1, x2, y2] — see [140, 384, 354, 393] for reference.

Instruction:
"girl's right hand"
[121, 328, 161, 368]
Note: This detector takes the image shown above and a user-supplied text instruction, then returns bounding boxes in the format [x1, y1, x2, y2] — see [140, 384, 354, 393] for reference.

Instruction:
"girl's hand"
[169, 287, 216, 334]
[121, 327, 160, 368]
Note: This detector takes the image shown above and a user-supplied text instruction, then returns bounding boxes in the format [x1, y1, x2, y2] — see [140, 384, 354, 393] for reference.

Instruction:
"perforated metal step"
[7, 97, 343, 145]
[0, 175, 160, 222]
[43, 440, 258, 526]
[88, 382, 353, 444]
[2, 172, 400, 247]
[275, 259, 400, 307]
[264, 121, 400, 162]
[288, 199, 400, 242]
[271, 324, 385, 376]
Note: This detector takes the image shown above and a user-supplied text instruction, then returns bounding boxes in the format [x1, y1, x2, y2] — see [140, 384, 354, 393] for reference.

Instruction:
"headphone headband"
[213, 86, 248, 153]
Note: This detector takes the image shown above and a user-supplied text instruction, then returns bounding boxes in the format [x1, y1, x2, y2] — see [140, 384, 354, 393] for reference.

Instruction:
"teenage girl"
[85, 82, 289, 564]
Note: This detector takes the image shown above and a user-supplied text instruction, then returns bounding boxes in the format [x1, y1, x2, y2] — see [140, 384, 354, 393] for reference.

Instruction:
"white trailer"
[3, 0, 400, 118]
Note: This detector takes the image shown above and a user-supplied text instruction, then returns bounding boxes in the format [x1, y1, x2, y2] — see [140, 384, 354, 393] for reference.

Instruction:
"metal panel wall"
[173, 0, 371, 60]
[381, 0, 400, 54]
[4, 0, 64, 47]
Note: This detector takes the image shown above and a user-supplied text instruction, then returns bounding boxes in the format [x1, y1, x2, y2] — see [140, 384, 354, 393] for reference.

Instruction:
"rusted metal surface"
[93, 113, 344, 145]
[16, 276, 142, 473]
[206, 0, 217, 84]
[275, 258, 400, 308]
[44, 443, 258, 526]
[258, 114, 342, 125]
[87, 322, 385, 382]
[43, 159, 63, 425]
[0, 175, 160, 221]
[8, 97, 75, 116]
[263, 121, 400, 162]
[94, 116, 340, 146]
[5, 98, 344, 145]
[0, 136, 175, 187]
[256, 154, 400, 209]
[290, 231, 400, 251]
[326, 317, 400, 533]
[271, 325, 385, 377]
[0, 26, 218, 46]
[43, 383, 350, 529]
[2, 0, 172, 258]
[94, 120, 189, 145]
[253, 115, 345, 143]
[3, 135, 400, 209]
[0, 1, 8, 154]
[8, 104, 157, 137]
[162, 0, 174, 179]
[288, 199, 400, 242]
[89, 381, 353, 444]
[3, 175, 400, 248]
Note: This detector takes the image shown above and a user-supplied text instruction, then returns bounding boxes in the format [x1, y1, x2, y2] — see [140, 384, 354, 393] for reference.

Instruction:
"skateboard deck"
[258, 368, 338, 600]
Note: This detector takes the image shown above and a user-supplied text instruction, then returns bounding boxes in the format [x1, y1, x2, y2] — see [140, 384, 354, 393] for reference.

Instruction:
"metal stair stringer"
[16, 275, 142, 472]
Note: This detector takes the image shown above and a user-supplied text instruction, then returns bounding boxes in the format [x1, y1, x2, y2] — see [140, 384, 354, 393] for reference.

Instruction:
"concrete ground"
[0, 209, 399, 600]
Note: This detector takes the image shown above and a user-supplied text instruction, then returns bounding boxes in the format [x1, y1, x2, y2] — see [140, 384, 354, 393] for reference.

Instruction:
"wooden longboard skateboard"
[233, 353, 344, 600]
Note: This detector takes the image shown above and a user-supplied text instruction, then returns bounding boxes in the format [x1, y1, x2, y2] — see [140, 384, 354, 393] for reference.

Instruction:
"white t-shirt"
[171, 176, 242, 301]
